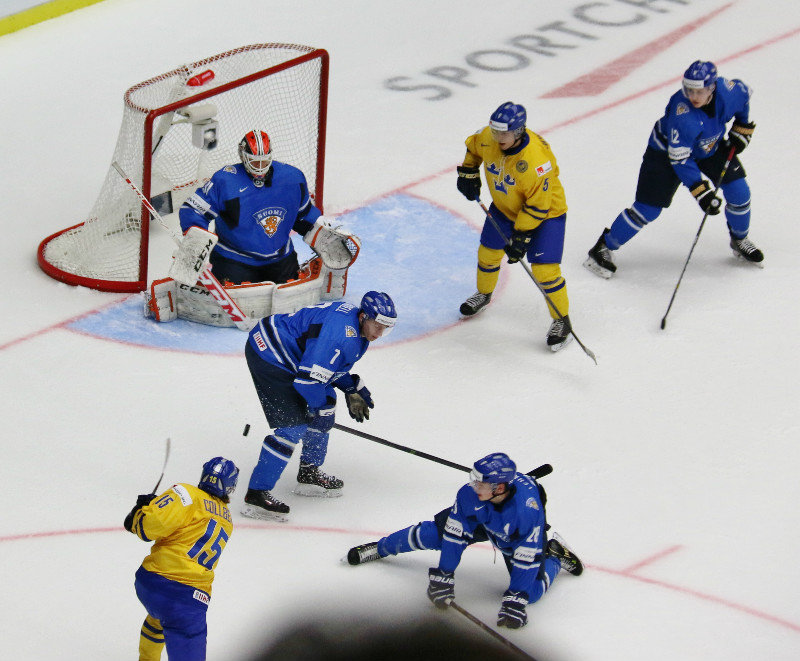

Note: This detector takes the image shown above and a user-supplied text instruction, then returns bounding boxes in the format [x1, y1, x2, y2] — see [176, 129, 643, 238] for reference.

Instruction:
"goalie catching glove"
[304, 217, 361, 271]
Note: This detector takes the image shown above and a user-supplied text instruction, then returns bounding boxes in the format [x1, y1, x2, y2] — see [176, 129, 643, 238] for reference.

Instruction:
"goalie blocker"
[145, 226, 361, 327]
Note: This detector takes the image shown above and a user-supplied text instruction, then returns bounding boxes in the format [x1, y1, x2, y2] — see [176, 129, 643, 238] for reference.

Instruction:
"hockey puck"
[243, 424, 250, 437]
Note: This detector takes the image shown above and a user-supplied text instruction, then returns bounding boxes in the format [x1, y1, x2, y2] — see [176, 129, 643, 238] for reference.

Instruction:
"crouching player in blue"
[242, 291, 397, 520]
[124, 457, 239, 661]
[585, 60, 763, 279]
[346, 453, 582, 629]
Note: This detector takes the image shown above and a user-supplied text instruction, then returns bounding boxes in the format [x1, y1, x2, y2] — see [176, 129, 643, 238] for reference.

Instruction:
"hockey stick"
[151, 437, 172, 494]
[476, 200, 597, 365]
[111, 161, 252, 330]
[660, 144, 737, 330]
[450, 602, 540, 661]
[332, 423, 553, 480]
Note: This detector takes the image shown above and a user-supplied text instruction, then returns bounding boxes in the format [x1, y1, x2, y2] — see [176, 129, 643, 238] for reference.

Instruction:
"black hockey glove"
[497, 589, 529, 629]
[427, 567, 455, 609]
[123, 493, 156, 532]
[343, 375, 374, 423]
[727, 120, 755, 154]
[456, 166, 481, 201]
[505, 229, 535, 263]
[690, 181, 721, 216]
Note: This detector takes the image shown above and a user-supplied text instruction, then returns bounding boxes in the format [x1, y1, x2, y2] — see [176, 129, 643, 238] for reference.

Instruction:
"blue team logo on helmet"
[470, 452, 517, 484]
[199, 456, 239, 498]
[360, 291, 397, 328]
[489, 102, 527, 137]
[682, 60, 718, 91]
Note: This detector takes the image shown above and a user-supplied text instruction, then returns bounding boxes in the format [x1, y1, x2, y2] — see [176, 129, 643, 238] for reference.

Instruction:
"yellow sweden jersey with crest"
[463, 126, 567, 231]
[129, 483, 233, 594]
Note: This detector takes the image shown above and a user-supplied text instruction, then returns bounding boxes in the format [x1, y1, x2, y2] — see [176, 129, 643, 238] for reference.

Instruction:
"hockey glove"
[690, 181, 721, 216]
[456, 166, 481, 201]
[505, 229, 535, 263]
[307, 402, 336, 434]
[497, 590, 529, 629]
[123, 493, 156, 532]
[343, 375, 374, 423]
[427, 567, 455, 609]
[727, 120, 755, 154]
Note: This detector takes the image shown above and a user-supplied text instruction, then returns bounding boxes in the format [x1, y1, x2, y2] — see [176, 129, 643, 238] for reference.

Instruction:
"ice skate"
[546, 316, 573, 352]
[547, 533, 583, 576]
[293, 462, 344, 497]
[730, 235, 764, 266]
[583, 229, 616, 279]
[347, 542, 383, 566]
[459, 291, 492, 316]
[240, 488, 290, 522]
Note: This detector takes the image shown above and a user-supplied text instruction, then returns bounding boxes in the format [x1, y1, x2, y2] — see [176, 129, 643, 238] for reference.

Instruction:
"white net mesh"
[39, 44, 326, 291]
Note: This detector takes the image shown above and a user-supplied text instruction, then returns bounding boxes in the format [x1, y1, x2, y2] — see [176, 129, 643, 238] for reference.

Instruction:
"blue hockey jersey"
[648, 77, 752, 187]
[439, 473, 546, 593]
[247, 301, 369, 410]
[179, 162, 321, 267]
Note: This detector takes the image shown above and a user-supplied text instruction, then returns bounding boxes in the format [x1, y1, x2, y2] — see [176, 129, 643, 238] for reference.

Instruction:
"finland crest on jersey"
[255, 206, 287, 237]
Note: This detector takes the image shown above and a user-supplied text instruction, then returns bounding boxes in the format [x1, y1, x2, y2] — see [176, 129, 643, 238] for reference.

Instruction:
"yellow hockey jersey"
[129, 483, 234, 594]
[463, 126, 567, 232]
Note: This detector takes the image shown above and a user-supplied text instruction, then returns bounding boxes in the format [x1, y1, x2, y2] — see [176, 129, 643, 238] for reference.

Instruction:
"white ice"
[1, 1, 799, 659]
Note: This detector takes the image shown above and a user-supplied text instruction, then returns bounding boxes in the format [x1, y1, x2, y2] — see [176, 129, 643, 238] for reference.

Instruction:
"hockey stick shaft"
[476, 200, 597, 365]
[660, 145, 737, 330]
[111, 161, 252, 331]
[332, 423, 552, 479]
[151, 437, 172, 494]
[450, 602, 540, 661]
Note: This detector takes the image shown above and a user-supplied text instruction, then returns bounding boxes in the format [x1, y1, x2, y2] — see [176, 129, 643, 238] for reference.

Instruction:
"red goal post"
[38, 44, 329, 292]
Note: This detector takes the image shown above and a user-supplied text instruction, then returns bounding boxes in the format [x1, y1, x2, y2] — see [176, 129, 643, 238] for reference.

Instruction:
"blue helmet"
[199, 457, 239, 498]
[470, 452, 517, 484]
[489, 102, 526, 138]
[682, 60, 717, 91]
[360, 291, 397, 328]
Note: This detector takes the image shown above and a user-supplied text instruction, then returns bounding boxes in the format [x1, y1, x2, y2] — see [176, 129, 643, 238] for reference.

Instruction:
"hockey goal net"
[38, 43, 329, 292]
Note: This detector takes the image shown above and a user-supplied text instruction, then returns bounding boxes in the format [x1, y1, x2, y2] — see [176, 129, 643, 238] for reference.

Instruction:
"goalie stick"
[332, 423, 553, 480]
[111, 161, 252, 330]
[476, 199, 597, 365]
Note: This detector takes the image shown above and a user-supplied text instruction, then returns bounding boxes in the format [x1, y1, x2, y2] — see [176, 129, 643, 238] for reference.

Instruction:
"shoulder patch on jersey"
[725, 79, 735, 91]
[172, 484, 193, 506]
[676, 103, 689, 115]
[223, 165, 237, 174]
[345, 325, 357, 338]
[516, 160, 528, 173]
[525, 497, 540, 510]
[535, 161, 552, 176]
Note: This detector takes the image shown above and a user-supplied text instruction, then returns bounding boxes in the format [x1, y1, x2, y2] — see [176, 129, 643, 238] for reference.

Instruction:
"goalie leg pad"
[145, 278, 178, 322]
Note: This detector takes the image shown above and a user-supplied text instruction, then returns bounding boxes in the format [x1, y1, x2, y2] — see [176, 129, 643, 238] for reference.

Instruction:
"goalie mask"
[239, 130, 273, 186]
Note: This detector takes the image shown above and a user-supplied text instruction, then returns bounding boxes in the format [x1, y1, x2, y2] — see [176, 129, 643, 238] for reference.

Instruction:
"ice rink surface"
[1, 1, 799, 659]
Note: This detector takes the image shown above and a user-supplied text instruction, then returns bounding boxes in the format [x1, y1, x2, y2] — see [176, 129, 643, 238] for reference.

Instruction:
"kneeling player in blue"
[125, 457, 239, 661]
[242, 291, 397, 520]
[585, 60, 763, 279]
[346, 453, 582, 629]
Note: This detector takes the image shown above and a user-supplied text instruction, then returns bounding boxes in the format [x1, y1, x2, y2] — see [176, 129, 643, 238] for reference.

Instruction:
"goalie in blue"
[241, 291, 397, 520]
[346, 452, 583, 629]
[584, 60, 763, 279]
[179, 129, 354, 285]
